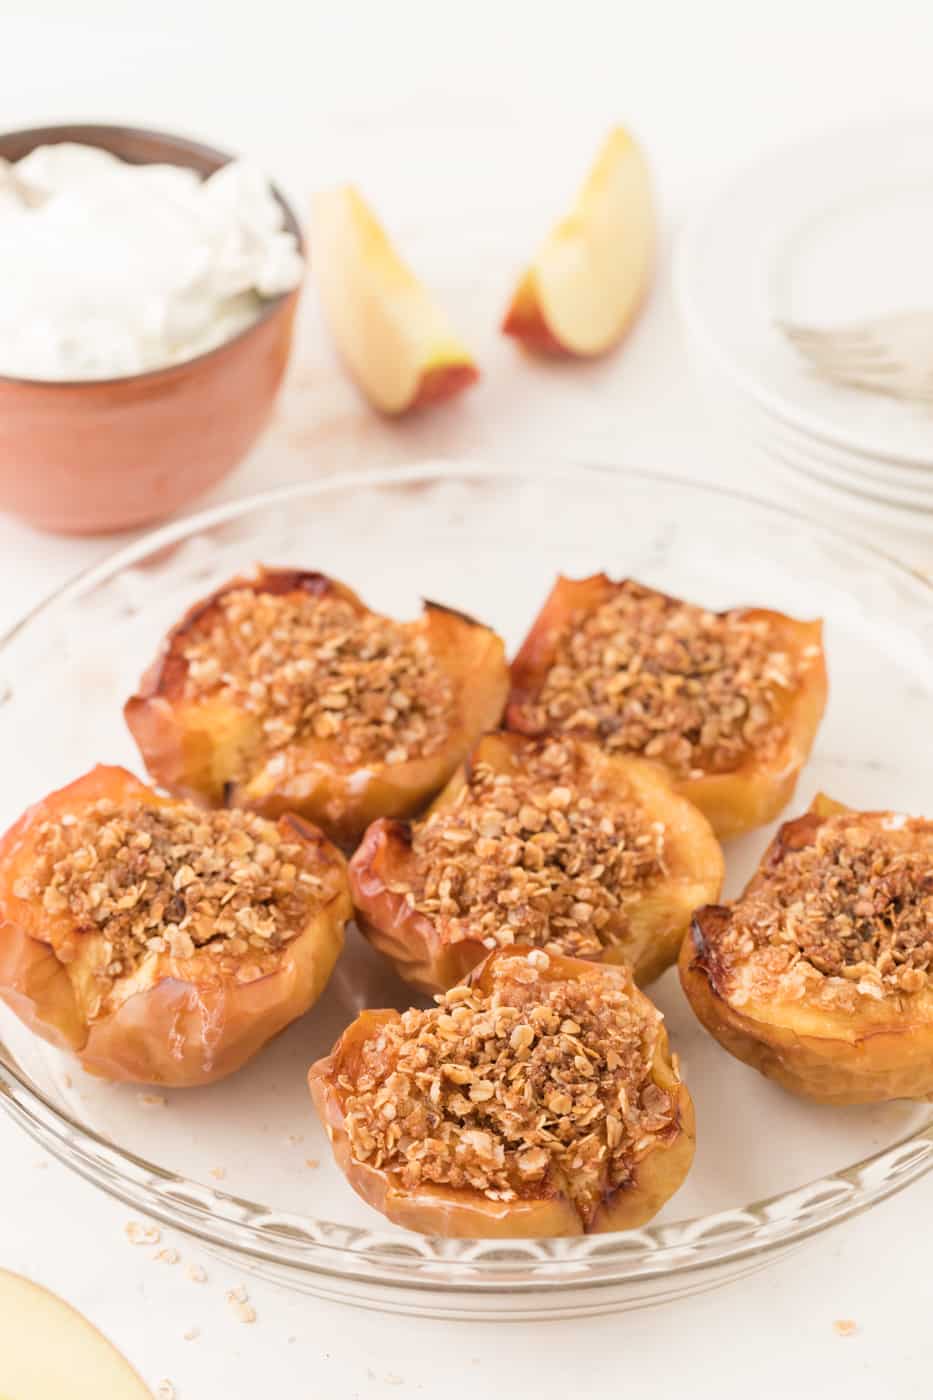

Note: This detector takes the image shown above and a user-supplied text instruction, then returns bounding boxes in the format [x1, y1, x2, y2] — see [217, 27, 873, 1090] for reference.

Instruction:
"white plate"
[687, 347, 933, 544]
[678, 117, 933, 468]
[757, 422, 933, 513]
[708, 368, 933, 512]
[1, 463, 932, 1318]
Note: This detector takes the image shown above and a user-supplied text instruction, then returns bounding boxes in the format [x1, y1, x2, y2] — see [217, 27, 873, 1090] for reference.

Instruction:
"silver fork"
[777, 310, 933, 406]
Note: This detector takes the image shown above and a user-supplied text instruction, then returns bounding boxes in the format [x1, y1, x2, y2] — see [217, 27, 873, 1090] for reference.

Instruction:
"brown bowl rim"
[0, 122, 305, 391]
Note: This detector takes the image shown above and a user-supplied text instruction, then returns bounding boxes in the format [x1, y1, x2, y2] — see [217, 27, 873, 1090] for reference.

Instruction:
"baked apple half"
[680, 794, 933, 1104]
[125, 568, 509, 848]
[507, 574, 827, 838]
[0, 765, 351, 1085]
[309, 946, 694, 1237]
[349, 731, 723, 993]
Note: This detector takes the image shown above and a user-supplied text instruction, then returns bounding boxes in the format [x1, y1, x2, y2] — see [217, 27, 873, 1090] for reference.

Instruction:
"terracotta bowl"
[0, 124, 304, 535]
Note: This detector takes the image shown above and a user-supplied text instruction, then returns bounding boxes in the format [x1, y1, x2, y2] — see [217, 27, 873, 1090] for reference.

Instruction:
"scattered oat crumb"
[125, 1221, 160, 1246]
[385, 1376, 404, 1387]
[154, 1247, 180, 1265]
[186, 1264, 207, 1284]
[156, 1382, 175, 1400]
[208, 1167, 226, 1180]
[183, 1327, 200, 1342]
[286, 1134, 304, 1145]
[833, 1319, 857, 1337]
[62, 1073, 73, 1089]
[305, 1158, 320, 1169]
[225, 1284, 256, 1323]
[139, 1093, 167, 1107]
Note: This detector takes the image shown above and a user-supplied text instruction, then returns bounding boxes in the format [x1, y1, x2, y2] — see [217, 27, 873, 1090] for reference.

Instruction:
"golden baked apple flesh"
[502, 126, 654, 357]
[349, 731, 723, 994]
[125, 567, 509, 849]
[680, 794, 933, 1104]
[0, 764, 350, 1086]
[312, 184, 479, 414]
[309, 946, 694, 1237]
[507, 575, 827, 838]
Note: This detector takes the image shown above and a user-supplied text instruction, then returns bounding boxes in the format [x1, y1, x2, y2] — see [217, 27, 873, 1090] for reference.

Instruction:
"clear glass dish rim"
[1, 457, 931, 1295]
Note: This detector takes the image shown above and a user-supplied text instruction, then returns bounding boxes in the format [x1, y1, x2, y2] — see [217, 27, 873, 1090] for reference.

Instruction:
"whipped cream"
[0, 143, 304, 380]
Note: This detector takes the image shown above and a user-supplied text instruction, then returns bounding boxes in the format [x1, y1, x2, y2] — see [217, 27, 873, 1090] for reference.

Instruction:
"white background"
[1, 2, 932, 1396]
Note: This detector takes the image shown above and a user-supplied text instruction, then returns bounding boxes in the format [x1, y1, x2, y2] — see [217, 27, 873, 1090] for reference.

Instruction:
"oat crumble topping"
[182, 586, 455, 766]
[405, 739, 666, 957]
[340, 952, 676, 1218]
[723, 813, 933, 1006]
[518, 581, 799, 778]
[19, 799, 328, 1004]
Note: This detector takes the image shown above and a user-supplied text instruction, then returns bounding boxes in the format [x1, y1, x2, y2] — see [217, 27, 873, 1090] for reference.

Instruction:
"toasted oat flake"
[408, 739, 665, 958]
[156, 1382, 175, 1400]
[833, 1319, 857, 1337]
[305, 1158, 320, 1169]
[340, 954, 676, 1222]
[139, 1094, 167, 1107]
[21, 799, 329, 1012]
[154, 1248, 179, 1265]
[517, 581, 799, 778]
[186, 1263, 207, 1284]
[208, 1167, 226, 1180]
[181, 586, 455, 766]
[183, 1327, 200, 1342]
[124, 1220, 160, 1247]
[723, 811, 933, 1005]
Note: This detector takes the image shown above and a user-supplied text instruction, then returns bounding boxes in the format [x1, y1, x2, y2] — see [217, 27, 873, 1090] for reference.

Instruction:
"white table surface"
[2, 3, 932, 1396]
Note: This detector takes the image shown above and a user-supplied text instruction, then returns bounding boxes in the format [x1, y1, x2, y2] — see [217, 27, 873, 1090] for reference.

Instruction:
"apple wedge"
[0, 1269, 152, 1398]
[502, 126, 655, 357]
[311, 184, 478, 414]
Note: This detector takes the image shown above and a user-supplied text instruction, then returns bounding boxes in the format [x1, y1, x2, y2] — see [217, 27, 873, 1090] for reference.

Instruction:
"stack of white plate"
[677, 118, 933, 553]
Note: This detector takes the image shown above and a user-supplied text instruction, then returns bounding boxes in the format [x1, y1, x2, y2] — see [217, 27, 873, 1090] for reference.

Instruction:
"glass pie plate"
[1, 461, 932, 1320]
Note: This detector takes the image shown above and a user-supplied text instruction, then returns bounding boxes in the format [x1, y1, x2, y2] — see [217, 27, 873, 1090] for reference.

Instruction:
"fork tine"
[777, 319, 878, 347]
[779, 329, 888, 364]
[810, 367, 933, 404]
[793, 344, 899, 377]
[778, 322, 899, 376]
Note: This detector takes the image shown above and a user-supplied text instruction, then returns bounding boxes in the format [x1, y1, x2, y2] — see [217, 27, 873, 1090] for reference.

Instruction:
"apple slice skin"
[0, 764, 351, 1086]
[349, 731, 724, 994]
[680, 796, 933, 1105]
[125, 568, 510, 850]
[0, 1269, 152, 1399]
[501, 271, 566, 354]
[506, 573, 828, 840]
[415, 360, 479, 406]
[308, 948, 695, 1239]
[312, 184, 478, 415]
[502, 126, 655, 358]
